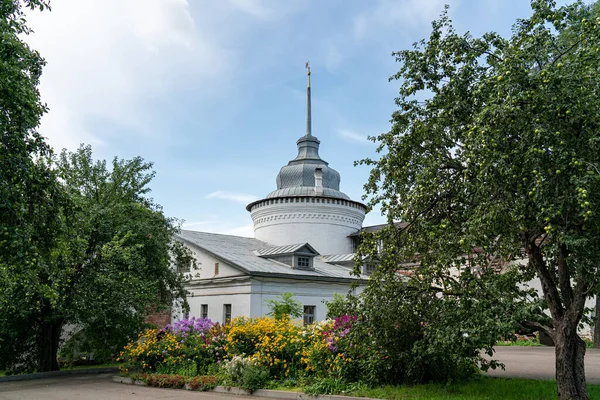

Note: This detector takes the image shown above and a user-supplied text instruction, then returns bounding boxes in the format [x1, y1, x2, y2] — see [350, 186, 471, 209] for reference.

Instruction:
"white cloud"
[337, 129, 371, 145]
[321, 0, 454, 74]
[24, 0, 232, 151]
[355, 0, 453, 39]
[325, 41, 343, 73]
[228, 0, 275, 19]
[206, 191, 259, 205]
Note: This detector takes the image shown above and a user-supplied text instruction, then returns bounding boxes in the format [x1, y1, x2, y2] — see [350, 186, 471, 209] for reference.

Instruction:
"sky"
[23, 0, 543, 237]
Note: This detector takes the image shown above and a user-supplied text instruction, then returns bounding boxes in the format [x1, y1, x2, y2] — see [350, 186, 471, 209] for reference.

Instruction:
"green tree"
[0, 0, 65, 373]
[0, 145, 196, 373]
[265, 292, 303, 320]
[359, 1, 600, 398]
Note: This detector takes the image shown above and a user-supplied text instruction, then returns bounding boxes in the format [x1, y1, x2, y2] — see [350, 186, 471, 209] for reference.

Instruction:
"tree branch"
[523, 232, 564, 319]
[521, 320, 554, 338]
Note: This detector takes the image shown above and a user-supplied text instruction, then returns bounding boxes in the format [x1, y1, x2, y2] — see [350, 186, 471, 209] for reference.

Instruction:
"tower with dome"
[247, 63, 366, 255]
[173, 66, 373, 326]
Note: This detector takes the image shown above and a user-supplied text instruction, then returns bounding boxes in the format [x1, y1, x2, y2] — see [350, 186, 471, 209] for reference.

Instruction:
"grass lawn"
[346, 377, 600, 400]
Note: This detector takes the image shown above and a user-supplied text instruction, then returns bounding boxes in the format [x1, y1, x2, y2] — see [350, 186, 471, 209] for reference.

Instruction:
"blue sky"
[25, 0, 542, 237]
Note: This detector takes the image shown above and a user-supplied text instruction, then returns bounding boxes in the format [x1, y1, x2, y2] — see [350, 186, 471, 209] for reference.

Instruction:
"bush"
[265, 293, 303, 320]
[325, 271, 516, 385]
[240, 363, 270, 393]
[155, 357, 197, 377]
[225, 316, 302, 379]
[188, 375, 219, 391]
[223, 355, 253, 386]
[119, 317, 216, 374]
[119, 305, 496, 389]
[144, 373, 187, 389]
[302, 377, 358, 395]
[119, 328, 180, 372]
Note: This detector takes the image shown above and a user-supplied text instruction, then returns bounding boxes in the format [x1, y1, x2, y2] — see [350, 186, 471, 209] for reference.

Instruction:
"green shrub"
[155, 357, 197, 377]
[303, 377, 353, 395]
[240, 364, 270, 393]
[188, 375, 219, 391]
[265, 293, 303, 320]
[143, 373, 187, 389]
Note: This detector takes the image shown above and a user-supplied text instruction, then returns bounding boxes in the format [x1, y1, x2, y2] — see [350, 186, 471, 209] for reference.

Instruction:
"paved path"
[3, 348, 600, 399]
[485, 346, 600, 383]
[0, 373, 271, 400]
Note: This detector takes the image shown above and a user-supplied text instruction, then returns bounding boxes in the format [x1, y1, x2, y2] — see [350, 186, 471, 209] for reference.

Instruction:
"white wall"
[186, 278, 252, 324]
[250, 200, 365, 255]
[184, 245, 243, 279]
[182, 275, 363, 324]
[524, 277, 596, 338]
[249, 277, 362, 321]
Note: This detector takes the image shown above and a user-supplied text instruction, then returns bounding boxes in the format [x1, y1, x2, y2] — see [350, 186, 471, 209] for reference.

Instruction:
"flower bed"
[119, 312, 484, 393]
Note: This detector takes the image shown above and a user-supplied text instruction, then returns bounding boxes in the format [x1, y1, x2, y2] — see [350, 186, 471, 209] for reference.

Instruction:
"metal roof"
[347, 222, 410, 237]
[266, 186, 350, 200]
[255, 243, 319, 257]
[176, 230, 367, 282]
[320, 253, 356, 263]
[259, 133, 352, 202]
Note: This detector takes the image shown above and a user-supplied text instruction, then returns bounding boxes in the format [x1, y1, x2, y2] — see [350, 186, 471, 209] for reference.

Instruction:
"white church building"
[175, 67, 370, 325]
[171, 68, 597, 339]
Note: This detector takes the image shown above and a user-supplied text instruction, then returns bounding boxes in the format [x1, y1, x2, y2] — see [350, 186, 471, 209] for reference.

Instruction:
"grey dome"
[267, 134, 350, 200]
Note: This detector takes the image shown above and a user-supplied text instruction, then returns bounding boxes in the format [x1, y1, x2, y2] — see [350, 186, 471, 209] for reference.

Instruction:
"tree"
[0, 145, 196, 373]
[0, 0, 65, 373]
[327, 266, 530, 385]
[265, 292, 303, 320]
[594, 296, 600, 348]
[359, 1, 600, 398]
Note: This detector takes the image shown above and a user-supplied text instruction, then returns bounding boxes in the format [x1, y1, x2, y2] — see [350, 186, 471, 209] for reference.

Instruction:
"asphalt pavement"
[0, 373, 268, 400]
[2, 347, 600, 399]
[484, 346, 600, 384]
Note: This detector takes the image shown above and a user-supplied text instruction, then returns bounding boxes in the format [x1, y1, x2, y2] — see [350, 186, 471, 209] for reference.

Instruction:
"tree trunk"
[554, 322, 588, 400]
[37, 301, 63, 372]
[594, 295, 600, 349]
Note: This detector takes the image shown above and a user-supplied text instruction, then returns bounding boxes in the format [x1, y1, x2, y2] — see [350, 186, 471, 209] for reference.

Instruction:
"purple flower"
[164, 317, 215, 337]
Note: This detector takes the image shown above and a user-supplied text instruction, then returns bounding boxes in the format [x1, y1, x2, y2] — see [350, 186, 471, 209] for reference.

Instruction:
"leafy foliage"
[0, 145, 195, 373]
[120, 318, 218, 374]
[265, 292, 303, 320]
[358, 1, 600, 398]
[0, 0, 195, 373]
[225, 316, 303, 378]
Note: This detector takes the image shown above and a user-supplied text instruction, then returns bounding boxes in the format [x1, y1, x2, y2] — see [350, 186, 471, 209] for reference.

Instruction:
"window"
[214, 262, 219, 275]
[303, 306, 316, 325]
[223, 304, 232, 324]
[364, 262, 377, 276]
[201, 304, 208, 319]
[297, 256, 310, 268]
[177, 263, 190, 273]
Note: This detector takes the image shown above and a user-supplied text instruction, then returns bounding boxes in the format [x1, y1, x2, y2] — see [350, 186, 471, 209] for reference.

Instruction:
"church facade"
[175, 67, 369, 325]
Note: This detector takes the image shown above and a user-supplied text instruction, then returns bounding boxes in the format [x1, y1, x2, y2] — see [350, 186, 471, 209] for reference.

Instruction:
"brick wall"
[145, 311, 171, 329]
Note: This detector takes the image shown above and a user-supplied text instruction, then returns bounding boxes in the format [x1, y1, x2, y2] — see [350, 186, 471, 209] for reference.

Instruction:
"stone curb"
[112, 376, 376, 400]
[0, 367, 119, 383]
